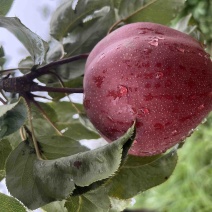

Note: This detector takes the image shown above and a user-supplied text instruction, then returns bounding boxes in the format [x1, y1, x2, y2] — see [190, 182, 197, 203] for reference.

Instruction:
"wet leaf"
[0, 98, 28, 139]
[0, 193, 27, 212]
[18, 56, 34, 75]
[0, 17, 48, 64]
[106, 150, 178, 199]
[42, 200, 67, 212]
[0, 170, 5, 181]
[0, 139, 12, 170]
[65, 187, 110, 212]
[121, 0, 185, 25]
[6, 124, 135, 210]
[38, 135, 88, 160]
[50, 0, 111, 40]
[0, 0, 14, 16]
[6, 140, 39, 210]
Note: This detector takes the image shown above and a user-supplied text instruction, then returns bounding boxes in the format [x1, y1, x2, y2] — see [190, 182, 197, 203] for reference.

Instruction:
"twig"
[31, 98, 63, 136]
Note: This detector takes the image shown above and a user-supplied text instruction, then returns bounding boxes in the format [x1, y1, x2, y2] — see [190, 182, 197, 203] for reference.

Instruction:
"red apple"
[83, 22, 212, 156]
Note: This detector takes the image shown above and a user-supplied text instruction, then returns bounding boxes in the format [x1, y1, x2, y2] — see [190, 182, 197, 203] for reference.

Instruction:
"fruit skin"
[83, 22, 212, 156]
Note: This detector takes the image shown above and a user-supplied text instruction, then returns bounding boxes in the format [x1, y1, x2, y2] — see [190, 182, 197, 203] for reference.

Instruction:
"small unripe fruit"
[83, 22, 212, 156]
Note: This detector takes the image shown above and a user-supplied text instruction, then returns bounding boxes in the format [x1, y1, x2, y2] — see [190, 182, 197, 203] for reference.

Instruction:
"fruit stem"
[108, 0, 157, 34]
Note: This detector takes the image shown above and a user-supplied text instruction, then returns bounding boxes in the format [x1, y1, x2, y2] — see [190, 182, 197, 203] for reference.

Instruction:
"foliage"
[131, 113, 212, 212]
[0, 0, 211, 211]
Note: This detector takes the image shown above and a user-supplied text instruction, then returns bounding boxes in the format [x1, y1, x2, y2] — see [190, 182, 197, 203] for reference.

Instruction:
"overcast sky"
[0, 0, 61, 68]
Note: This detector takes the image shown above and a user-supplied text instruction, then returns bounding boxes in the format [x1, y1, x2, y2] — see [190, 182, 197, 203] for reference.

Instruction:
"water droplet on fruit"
[99, 53, 105, 60]
[93, 75, 105, 88]
[143, 48, 152, 54]
[156, 36, 164, 40]
[148, 39, 158, 46]
[171, 130, 178, 136]
[187, 129, 194, 137]
[155, 72, 164, 79]
[154, 123, 164, 130]
[132, 140, 138, 147]
[176, 47, 185, 53]
[141, 107, 150, 114]
[197, 104, 205, 110]
[118, 85, 128, 97]
[201, 118, 207, 124]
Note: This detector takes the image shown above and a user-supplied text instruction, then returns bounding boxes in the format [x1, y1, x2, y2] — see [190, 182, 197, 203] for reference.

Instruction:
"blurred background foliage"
[128, 1, 212, 211]
[130, 114, 212, 212]
[181, 0, 212, 53]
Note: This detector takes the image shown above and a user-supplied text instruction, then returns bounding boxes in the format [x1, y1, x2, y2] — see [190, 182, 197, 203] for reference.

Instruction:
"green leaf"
[0, 45, 6, 68]
[0, 17, 48, 64]
[109, 197, 132, 212]
[106, 150, 178, 199]
[50, 0, 111, 40]
[42, 200, 67, 212]
[65, 188, 111, 212]
[18, 56, 34, 75]
[34, 123, 135, 193]
[118, 0, 146, 18]
[0, 98, 28, 139]
[6, 140, 43, 210]
[0, 170, 5, 181]
[0, 45, 5, 58]
[0, 193, 27, 212]
[63, 6, 115, 57]
[6, 123, 135, 210]
[0, 0, 14, 16]
[49, 102, 100, 140]
[0, 139, 12, 170]
[122, 0, 185, 25]
[38, 135, 88, 160]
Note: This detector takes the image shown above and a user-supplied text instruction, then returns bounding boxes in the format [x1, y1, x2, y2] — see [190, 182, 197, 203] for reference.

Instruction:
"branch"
[30, 84, 84, 94]
[36, 53, 89, 72]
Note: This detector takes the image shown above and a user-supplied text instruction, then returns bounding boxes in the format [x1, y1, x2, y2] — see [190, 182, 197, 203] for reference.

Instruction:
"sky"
[0, 0, 61, 68]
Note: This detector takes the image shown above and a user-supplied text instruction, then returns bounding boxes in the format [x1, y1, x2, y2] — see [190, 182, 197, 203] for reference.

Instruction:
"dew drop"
[140, 107, 150, 115]
[40, 162, 45, 167]
[99, 53, 105, 60]
[187, 129, 194, 137]
[171, 130, 178, 136]
[201, 118, 207, 124]
[155, 72, 164, 79]
[148, 39, 158, 47]
[143, 48, 152, 54]
[156, 36, 164, 40]
[132, 140, 138, 147]
[176, 47, 185, 53]
[118, 85, 128, 97]
[197, 104, 205, 110]
[154, 123, 164, 130]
